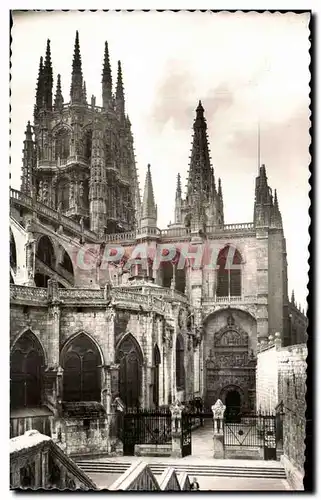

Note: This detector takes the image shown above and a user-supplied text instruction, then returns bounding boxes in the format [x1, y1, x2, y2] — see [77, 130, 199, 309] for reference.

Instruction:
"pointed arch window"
[116, 334, 143, 409]
[216, 246, 242, 298]
[62, 334, 101, 402]
[55, 129, 70, 162]
[176, 334, 185, 391]
[10, 331, 45, 409]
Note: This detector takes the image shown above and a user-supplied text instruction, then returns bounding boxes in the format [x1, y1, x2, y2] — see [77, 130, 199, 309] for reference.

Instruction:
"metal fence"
[122, 407, 172, 455]
[224, 413, 277, 450]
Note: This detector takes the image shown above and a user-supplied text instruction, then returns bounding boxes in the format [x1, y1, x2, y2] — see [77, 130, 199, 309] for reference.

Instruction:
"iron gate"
[122, 407, 172, 456]
[223, 413, 277, 460]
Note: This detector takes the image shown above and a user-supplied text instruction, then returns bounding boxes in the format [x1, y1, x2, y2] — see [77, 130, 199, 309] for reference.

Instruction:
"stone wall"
[256, 339, 307, 490]
[278, 345, 307, 490]
[256, 343, 279, 412]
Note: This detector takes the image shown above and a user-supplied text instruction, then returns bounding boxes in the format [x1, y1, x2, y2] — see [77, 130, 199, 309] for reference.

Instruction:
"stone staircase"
[75, 460, 287, 479]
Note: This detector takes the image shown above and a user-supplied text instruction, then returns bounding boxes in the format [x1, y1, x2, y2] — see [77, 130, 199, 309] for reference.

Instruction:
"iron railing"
[123, 407, 172, 448]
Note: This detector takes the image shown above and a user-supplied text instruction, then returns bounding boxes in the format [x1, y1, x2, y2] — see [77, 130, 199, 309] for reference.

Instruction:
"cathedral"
[10, 32, 307, 456]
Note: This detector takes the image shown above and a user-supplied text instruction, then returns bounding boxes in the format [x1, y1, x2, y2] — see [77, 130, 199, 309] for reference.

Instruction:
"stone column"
[211, 399, 226, 459]
[170, 400, 185, 458]
[47, 280, 61, 368]
[24, 220, 36, 286]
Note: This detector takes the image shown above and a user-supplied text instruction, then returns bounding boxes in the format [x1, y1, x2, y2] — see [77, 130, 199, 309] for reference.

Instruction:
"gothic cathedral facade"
[10, 33, 307, 455]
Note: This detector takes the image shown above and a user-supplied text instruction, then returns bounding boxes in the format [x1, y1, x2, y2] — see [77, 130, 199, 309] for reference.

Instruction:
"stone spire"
[271, 188, 283, 229]
[254, 164, 273, 227]
[102, 41, 112, 108]
[21, 121, 35, 196]
[186, 101, 212, 204]
[70, 31, 84, 105]
[174, 173, 182, 224]
[43, 39, 53, 110]
[218, 177, 224, 224]
[83, 80, 87, 105]
[141, 164, 157, 228]
[115, 60, 125, 116]
[54, 74, 64, 111]
[34, 56, 44, 119]
[291, 289, 295, 304]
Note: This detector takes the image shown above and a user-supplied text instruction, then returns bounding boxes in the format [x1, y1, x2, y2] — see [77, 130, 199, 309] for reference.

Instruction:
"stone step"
[75, 461, 286, 479]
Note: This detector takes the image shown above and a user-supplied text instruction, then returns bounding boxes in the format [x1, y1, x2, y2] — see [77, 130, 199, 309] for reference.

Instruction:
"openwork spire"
[43, 39, 53, 110]
[70, 31, 84, 104]
[102, 41, 112, 107]
[54, 74, 64, 111]
[186, 100, 212, 202]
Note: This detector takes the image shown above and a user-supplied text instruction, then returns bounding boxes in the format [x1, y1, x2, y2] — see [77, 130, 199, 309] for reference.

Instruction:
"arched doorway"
[116, 334, 143, 409]
[10, 330, 45, 409]
[61, 333, 101, 402]
[152, 344, 161, 408]
[225, 389, 241, 422]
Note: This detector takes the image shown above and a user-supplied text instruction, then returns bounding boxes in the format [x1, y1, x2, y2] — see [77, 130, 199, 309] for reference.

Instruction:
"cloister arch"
[115, 333, 143, 409]
[61, 332, 102, 402]
[10, 330, 45, 409]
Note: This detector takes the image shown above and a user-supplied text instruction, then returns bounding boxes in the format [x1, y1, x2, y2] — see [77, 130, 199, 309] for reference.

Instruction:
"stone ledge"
[134, 444, 172, 457]
[280, 454, 304, 490]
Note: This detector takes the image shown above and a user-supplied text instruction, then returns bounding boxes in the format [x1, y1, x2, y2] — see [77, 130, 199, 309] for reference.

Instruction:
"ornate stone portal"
[205, 314, 256, 412]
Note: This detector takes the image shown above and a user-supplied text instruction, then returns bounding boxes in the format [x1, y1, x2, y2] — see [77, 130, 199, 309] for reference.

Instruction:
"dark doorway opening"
[225, 390, 241, 422]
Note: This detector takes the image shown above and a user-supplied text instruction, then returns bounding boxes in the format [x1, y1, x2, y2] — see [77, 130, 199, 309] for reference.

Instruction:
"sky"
[10, 10, 310, 309]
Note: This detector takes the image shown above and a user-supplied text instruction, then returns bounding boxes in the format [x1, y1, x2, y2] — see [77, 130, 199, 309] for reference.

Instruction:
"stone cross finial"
[170, 399, 184, 417]
[211, 399, 226, 420]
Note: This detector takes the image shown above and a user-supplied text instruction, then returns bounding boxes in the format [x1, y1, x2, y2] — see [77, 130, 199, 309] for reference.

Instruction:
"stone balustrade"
[10, 283, 185, 315]
[11, 188, 256, 249]
[202, 295, 258, 306]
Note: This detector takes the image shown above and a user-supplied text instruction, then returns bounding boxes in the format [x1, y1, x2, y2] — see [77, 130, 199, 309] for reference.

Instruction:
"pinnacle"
[176, 173, 182, 198]
[25, 121, 33, 141]
[116, 60, 124, 100]
[141, 163, 156, 221]
[54, 74, 64, 110]
[70, 30, 84, 104]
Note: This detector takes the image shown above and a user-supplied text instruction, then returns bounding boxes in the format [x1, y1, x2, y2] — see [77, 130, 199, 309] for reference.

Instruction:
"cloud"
[149, 61, 235, 132]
